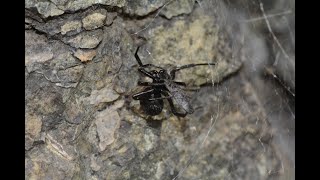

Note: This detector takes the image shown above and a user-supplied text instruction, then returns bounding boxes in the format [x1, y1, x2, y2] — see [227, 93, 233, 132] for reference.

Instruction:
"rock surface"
[26, 0, 294, 179]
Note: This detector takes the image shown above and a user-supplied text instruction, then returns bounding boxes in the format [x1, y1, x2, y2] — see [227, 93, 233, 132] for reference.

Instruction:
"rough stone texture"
[89, 85, 120, 105]
[25, 31, 54, 65]
[34, 1, 65, 18]
[25, 112, 43, 150]
[26, 0, 294, 179]
[95, 107, 121, 151]
[124, 0, 166, 16]
[74, 49, 97, 62]
[25, 0, 125, 18]
[82, 13, 106, 30]
[138, 8, 242, 86]
[61, 20, 82, 35]
[160, 0, 195, 19]
[64, 29, 103, 49]
[26, 0, 168, 18]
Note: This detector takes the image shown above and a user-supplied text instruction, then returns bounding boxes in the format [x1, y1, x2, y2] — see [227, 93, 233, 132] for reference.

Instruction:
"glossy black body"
[132, 46, 215, 117]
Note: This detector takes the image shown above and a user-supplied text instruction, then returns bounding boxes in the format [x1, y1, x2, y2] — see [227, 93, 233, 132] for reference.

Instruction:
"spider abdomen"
[140, 99, 164, 116]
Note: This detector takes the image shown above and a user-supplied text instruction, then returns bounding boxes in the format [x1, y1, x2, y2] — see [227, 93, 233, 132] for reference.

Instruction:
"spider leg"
[170, 63, 215, 79]
[141, 64, 165, 70]
[135, 46, 144, 66]
[170, 81, 200, 92]
[174, 81, 187, 86]
[161, 91, 188, 117]
[173, 81, 199, 91]
[135, 47, 165, 69]
[138, 68, 156, 80]
[138, 81, 165, 86]
[132, 88, 154, 100]
[138, 81, 152, 86]
[138, 81, 185, 87]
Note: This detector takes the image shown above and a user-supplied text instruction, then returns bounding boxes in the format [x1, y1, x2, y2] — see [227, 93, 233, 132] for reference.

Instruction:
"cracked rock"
[161, 0, 195, 19]
[64, 29, 103, 49]
[95, 107, 121, 152]
[89, 85, 120, 106]
[25, 31, 53, 65]
[82, 13, 106, 30]
[25, 0, 287, 179]
[74, 49, 97, 62]
[34, 1, 64, 18]
[124, 0, 166, 16]
[61, 20, 82, 35]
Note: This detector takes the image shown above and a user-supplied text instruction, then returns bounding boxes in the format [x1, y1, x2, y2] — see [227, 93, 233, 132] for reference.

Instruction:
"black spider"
[132, 46, 215, 117]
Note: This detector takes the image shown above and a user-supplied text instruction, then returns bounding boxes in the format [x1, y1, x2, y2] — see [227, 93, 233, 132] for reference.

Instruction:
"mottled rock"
[25, 31, 53, 65]
[25, 113, 42, 139]
[25, 145, 77, 179]
[25, 113, 43, 150]
[65, 29, 103, 49]
[124, 0, 166, 16]
[82, 13, 106, 30]
[64, 0, 126, 12]
[95, 107, 121, 151]
[35, 1, 64, 18]
[105, 12, 117, 26]
[25, 30, 82, 77]
[57, 64, 84, 83]
[26, 0, 179, 18]
[25, 0, 289, 179]
[61, 20, 82, 35]
[141, 11, 241, 86]
[50, 0, 69, 6]
[161, 0, 195, 19]
[90, 154, 102, 171]
[74, 49, 97, 62]
[26, 0, 125, 18]
[89, 86, 120, 105]
[132, 125, 159, 157]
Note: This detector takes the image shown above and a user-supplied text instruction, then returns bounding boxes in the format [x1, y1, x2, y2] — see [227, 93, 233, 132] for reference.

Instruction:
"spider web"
[114, 0, 295, 179]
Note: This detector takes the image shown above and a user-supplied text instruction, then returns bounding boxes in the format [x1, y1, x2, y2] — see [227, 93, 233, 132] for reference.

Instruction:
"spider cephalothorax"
[132, 46, 215, 117]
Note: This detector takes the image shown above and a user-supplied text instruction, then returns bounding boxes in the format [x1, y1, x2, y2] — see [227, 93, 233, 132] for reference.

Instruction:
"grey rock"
[95, 107, 121, 151]
[138, 8, 242, 86]
[105, 12, 117, 26]
[64, 29, 103, 49]
[64, 0, 126, 12]
[26, 0, 125, 18]
[25, 112, 42, 150]
[82, 13, 106, 30]
[74, 49, 97, 62]
[89, 85, 120, 105]
[124, 0, 166, 16]
[25, 140, 77, 179]
[25, 0, 293, 179]
[35, 1, 64, 18]
[61, 20, 82, 35]
[25, 31, 54, 66]
[160, 0, 195, 19]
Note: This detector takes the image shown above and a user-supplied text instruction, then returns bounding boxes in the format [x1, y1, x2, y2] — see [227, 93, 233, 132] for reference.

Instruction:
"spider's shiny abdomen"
[133, 46, 215, 117]
[140, 98, 164, 116]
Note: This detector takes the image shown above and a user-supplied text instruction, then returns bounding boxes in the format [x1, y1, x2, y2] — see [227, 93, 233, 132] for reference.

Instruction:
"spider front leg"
[138, 68, 156, 80]
[135, 46, 165, 70]
[138, 81, 152, 86]
[137, 81, 165, 86]
[139, 81, 186, 87]
[174, 81, 186, 86]
[170, 63, 215, 79]
[135, 46, 144, 66]
[132, 88, 154, 100]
